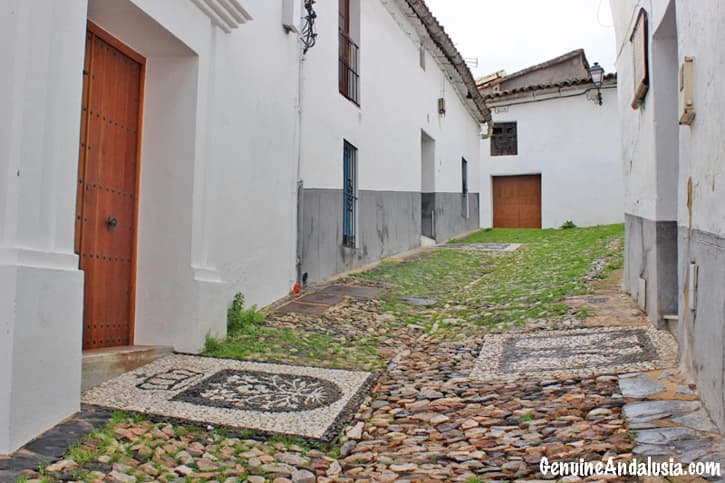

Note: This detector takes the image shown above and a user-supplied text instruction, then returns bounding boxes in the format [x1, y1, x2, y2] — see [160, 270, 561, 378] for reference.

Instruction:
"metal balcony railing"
[339, 31, 359, 105]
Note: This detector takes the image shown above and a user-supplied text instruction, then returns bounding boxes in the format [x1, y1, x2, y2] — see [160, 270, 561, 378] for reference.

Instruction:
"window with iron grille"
[461, 158, 469, 218]
[491, 122, 518, 156]
[339, 0, 359, 105]
[342, 141, 358, 247]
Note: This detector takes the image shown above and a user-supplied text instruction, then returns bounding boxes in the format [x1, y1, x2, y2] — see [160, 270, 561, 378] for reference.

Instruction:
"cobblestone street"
[2, 0, 724, 478]
[7, 226, 723, 482]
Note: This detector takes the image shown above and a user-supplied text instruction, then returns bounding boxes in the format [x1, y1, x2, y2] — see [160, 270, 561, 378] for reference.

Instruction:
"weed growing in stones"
[518, 413, 534, 424]
[203, 225, 623, 368]
[40, 225, 629, 482]
[67, 445, 95, 465]
[204, 292, 379, 367]
[227, 293, 265, 332]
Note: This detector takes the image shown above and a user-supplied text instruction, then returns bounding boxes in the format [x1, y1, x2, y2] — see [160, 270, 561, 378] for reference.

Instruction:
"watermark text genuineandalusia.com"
[540, 456, 721, 478]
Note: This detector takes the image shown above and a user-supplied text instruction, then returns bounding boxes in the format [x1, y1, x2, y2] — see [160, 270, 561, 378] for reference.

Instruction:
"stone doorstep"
[82, 345, 174, 392]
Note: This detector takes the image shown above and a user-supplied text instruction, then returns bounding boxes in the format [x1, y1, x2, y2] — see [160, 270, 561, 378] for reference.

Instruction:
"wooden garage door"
[492, 175, 541, 228]
[75, 23, 144, 350]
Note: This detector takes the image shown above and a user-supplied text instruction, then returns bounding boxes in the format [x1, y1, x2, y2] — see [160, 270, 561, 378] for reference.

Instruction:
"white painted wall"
[0, 0, 484, 453]
[87, 0, 302, 352]
[0, 0, 87, 454]
[0, 0, 301, 452]
[675, 1, 725, 238]
[611, 0, 725, 276]
[480, 85, 623, 228]
[610, 0, 674, 222]
[611, 0, 725, 433]
[299, 0, 481, 195]
[670, 0, 725, 435]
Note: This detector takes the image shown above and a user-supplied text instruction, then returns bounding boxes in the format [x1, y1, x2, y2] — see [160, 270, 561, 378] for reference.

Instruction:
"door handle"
[105, 217, 118, 230]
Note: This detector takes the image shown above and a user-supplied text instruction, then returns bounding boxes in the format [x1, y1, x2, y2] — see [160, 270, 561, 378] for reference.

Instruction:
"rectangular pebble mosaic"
[436, 243, 522, 252]
[83, 354, 375, 441]
[472, 325, 677, 382]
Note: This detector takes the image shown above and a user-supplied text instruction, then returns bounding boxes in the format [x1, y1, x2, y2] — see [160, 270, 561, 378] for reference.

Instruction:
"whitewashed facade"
[299, 0, 487, 282]
[0, 0, 488, 454]
[0, 0, 302, 455]
[611, 0, 725, 432]
[479, 51, 624, 229]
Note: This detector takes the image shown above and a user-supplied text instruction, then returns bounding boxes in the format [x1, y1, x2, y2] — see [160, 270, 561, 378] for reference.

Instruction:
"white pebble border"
[82, 354, 373, 439]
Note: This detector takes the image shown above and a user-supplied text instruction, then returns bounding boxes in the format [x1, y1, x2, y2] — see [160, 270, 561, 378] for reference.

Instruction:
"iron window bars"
[342, 141, 358, 247]
[491, 122, 518, 156]
[339, 32, 360, 105]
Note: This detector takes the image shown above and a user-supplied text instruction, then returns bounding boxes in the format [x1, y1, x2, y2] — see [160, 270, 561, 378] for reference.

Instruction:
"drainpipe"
[294, 37, 306, 287]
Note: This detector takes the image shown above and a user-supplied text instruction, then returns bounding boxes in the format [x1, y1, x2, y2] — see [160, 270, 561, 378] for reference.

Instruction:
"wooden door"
[492, 175, 541, 228]
[76, 23, 144, 350]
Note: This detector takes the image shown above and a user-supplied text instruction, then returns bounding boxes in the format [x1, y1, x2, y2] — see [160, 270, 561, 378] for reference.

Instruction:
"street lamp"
[589, 62, 604, 105]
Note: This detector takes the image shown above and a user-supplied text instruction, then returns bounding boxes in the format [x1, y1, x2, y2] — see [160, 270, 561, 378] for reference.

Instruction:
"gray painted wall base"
[626, 215, 725, 433]
[624, 213, 678, 327]
[301, 189, 420, 283]
[677, 226, 725, 433]
[300, 189, 479, 283]
[425, 192, 480, 243]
